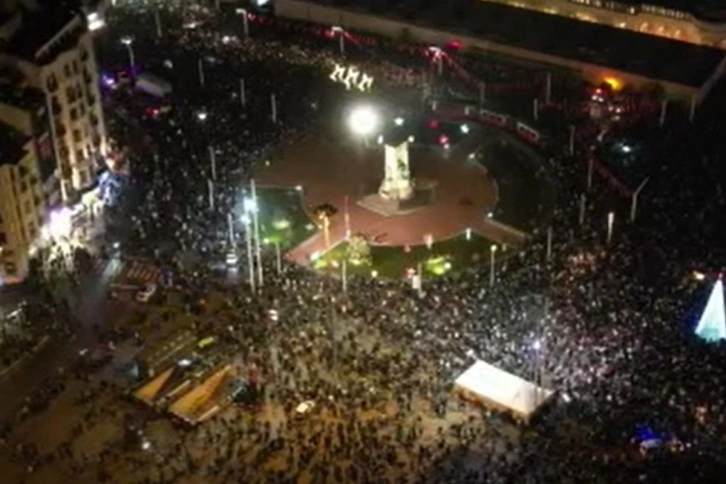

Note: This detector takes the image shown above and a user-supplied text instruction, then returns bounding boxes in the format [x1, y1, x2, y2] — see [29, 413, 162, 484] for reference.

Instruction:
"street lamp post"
[227, 212, 235, 245]
[239, 78, 246, 108]
[271, 94, 277, 124]
[121, 37, 135, 75]
[579, 193, 586, 226]
[630, 177, 649, 223]
[607, 211, 615, 245]
[274, 241, 282, 274]
[238, 8, 249, 39]
[208, 146, 217, 181]
[242, 215, 255, 292]
[250, 180, 263, 288]
[342, 259, 348, 294]
[546, 226, 553, 262]
[587, 156, 594, 191]
[331, 26, 345, 55]
[207, 179, 214, 210]
[568, 125, 575, 156]
[545, 72, 552, 104]
[489, 244, 497, 287]
[154, 9, 162, 37]
[198, 58, 205, 87]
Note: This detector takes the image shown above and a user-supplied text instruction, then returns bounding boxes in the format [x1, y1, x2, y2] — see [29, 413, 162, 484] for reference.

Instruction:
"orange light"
[603, 77, 622, 91]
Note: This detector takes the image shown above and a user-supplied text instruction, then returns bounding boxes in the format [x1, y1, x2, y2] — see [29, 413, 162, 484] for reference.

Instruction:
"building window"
[73, 60, 79, 74]
[20, 182, 28, 193]
[4, 263, 16, 275]
[0, 232, 6, 244]
[46, 74, 58, 91]
[71, 108, 78, 121]
[24, 201, 31, 214]
[73, 129, 81, 142]
[64, 63, 71, 78]
[76, 149, 85, 162]
[80, 169, 89, 187]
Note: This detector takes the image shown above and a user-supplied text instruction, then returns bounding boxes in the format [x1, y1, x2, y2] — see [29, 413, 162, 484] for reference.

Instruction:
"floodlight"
[120, 37, 133, 45]
[197, 111, 208, 121]
[348, 105, 379, 137]
[243, 197, 258, 213]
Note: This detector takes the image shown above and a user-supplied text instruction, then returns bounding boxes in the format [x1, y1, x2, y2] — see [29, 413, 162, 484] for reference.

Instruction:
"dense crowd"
[1, 3, 726, 483]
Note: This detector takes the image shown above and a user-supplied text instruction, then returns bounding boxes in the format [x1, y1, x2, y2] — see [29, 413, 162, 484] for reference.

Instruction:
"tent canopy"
[454, 359, 554, 421]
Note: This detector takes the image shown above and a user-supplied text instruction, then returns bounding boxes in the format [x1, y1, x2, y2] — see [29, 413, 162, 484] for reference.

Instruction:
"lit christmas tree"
[695, 276, 726, 342]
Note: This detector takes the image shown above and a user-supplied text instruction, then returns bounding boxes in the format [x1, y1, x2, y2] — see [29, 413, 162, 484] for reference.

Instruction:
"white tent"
[454, 360, 554, 422]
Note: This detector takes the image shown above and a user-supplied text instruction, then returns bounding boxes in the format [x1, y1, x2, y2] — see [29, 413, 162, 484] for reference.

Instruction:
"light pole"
[198, 58, 205, 87]
[154, 9, 162, 37]
[579, 193, 586, 226]
[428, 47, 443, 76]
[546, 226, 553, 262]
[342, 259, 348, 294]
[587, 156, 594, 191]
[237, 8, 249, 39]
[630, 177, 649, 223]
[271, 94, 278, 124]
[331, 26, 345, 55]
[242, 214, 255, 292]
[207, 179, 214, 210]
[568, 125, 575, 156]
[606, 211, 615, 245]
[227, 212, 235, 245]
[489, 244, 497, 287]
[121, 37, 135, 75]
[545, 72, 552, 104]
[208, 146, 217, 181]
[239, 78, 246, 108]
[250, 180, 263, 288]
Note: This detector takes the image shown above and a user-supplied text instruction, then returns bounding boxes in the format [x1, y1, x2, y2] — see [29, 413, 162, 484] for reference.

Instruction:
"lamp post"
[428, 47, 443, 76]
[242, 215, 255, 292]
[120, 37, 135, 75]
[630, 177, 649, 223]
[587, 156, 594, 191]
[271, 94, 277, 124]
[249, 181, 263, 288]
[154, 9, 162, 37]
[568, 125, 575, 156]
[546, 226, 553, 262]
[239, 78, 246, 108]
[545, 72, 552, 104]
[207, 179, 214, 210]
[606, 211, 615, 245]
[198, 58, 205, 87]
[489, 244, 497, 287]
[237, 8, 249, 39]
[208, 146, 216, 181]
[331, 26, 345, 55]
[579, 193, 586, 226]
[342, 259, 348, 294]
[227, 212, 234, 245]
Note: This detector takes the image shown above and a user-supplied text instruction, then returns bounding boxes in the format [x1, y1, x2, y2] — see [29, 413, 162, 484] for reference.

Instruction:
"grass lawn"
[254, 187, 316, 249]
[313, 232, 495, 279]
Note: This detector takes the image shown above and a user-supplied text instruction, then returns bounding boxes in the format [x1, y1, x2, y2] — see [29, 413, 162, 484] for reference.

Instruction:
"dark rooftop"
[0, 81, 45, 111]
[0, 121, 28, 166]
[337, 0, 726, 88]
[2, 0, 84, 63]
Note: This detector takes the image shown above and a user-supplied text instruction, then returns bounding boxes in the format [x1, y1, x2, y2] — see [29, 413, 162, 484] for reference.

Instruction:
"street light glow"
[197, 111, 208, 121]
[121, 36, 133, 45]
[394, 117, 404, 126]
[47, 208, 73, 239]
[243, 197, 258, 213]
[348, 105, 379, 137]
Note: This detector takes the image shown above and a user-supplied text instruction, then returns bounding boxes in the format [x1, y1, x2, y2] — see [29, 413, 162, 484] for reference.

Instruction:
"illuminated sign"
[330, 64, 374, 92]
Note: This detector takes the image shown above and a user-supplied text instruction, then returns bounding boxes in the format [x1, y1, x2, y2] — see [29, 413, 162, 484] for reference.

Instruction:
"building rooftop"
[344, 0, 726, 88]
[0, 81, 45, 111]
[617, 0, 726, 22]
[2, 0, 85, 64]
[0, 120, 28, 167]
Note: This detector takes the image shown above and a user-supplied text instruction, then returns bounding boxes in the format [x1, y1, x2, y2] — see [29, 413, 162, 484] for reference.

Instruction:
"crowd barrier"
[435, 102, 542, 145]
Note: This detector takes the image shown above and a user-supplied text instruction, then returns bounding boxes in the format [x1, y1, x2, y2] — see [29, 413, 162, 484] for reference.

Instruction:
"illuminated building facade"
[481, 0, 726, 48]
[0, 122, 49, 284]
[0, 0, 109, 202]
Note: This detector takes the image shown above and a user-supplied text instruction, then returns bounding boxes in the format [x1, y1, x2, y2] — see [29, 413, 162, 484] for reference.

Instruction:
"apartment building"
[481, 0, 726, 48]
[0, 122, 47, 284]
[0, 0, 108, 202]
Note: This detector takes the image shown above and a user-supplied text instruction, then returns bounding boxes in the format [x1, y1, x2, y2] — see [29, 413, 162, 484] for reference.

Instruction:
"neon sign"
[330, 64, 374, 92]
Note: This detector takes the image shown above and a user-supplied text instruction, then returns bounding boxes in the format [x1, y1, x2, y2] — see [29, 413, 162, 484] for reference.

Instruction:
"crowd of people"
[1, 2, 726, 483]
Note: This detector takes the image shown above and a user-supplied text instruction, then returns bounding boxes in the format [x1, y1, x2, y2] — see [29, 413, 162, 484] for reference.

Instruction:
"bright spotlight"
[348, 105, 379, 137]
[197, 111, 208, 121]
[48, 208, 73, 239]
[394, 117, 404, 126]
[460, 124, 470, 134]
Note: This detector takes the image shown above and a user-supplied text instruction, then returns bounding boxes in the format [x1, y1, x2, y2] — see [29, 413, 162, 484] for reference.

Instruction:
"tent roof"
[454, 359, 553, 419]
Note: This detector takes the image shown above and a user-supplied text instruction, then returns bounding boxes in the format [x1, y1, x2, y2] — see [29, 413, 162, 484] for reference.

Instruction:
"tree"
[346, 234, 371, 266]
